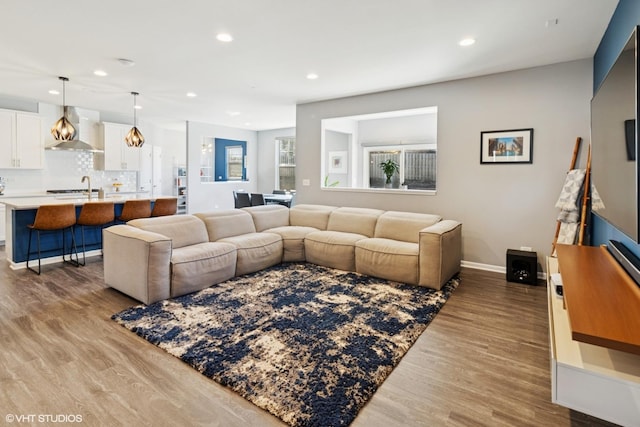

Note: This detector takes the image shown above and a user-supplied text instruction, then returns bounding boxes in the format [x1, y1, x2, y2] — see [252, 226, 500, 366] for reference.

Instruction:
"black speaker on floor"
[506, 249, 537, 285]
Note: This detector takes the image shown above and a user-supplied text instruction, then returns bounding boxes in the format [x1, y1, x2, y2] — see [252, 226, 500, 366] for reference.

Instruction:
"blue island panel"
[11, 202, 133, 263]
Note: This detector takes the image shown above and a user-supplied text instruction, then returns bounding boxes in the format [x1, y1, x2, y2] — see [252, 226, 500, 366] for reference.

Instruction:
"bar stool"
[151, 197, 178, 217]
[76, 201, 115, 265]
[117, 199, 152, 223]
[26, 204, 79, 275]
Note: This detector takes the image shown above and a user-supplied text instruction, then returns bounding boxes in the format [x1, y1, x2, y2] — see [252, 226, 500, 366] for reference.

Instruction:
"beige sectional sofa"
[103, 204, 462, 304]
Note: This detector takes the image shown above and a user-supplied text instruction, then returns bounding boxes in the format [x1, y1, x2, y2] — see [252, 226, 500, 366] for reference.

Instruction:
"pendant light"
[50, 76, 76, 141]
[124, 91, 145, 147]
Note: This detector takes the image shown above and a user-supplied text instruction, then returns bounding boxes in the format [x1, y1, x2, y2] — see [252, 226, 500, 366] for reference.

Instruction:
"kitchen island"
[1, 194, 154, 269]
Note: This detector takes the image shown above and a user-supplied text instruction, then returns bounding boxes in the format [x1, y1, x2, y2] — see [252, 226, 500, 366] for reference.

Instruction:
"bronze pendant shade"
[50, 77, 76, 141]
[124, 91, 144, 147]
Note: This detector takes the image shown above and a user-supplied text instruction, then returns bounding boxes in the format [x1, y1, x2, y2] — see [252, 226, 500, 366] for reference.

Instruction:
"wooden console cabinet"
[548, 246, 640, 426]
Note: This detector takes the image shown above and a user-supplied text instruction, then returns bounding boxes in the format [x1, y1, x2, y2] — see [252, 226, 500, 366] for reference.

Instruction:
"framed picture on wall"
[480, 128, 533, 164]
[329, 151, 348, 173]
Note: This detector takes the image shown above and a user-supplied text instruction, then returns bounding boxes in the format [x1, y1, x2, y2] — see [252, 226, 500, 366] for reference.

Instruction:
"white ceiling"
[0, 0, 618, 131]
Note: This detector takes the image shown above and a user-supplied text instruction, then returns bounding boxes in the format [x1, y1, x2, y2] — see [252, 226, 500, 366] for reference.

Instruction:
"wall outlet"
[302, 179, 310, 186]
[520, 246, 533, 252]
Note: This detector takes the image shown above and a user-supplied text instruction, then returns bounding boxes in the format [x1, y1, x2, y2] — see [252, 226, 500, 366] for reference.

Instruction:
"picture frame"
[328, 151, 348, 173]
[480, 128, 533, 164]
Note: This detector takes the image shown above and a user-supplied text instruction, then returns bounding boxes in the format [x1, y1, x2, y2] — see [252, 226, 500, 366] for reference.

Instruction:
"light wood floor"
[0, 247, 615, 426]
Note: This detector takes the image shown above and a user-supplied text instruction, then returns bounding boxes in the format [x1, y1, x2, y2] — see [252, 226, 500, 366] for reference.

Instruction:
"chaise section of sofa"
[195, 209, 283, 275]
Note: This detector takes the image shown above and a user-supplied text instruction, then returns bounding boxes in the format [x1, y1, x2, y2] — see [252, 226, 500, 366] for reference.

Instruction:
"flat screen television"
[591, 25, 640, 243]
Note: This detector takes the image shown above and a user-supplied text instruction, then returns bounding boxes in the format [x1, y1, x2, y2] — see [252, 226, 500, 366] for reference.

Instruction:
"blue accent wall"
[592, 0, 640, 258]
[594, 0, 640, 92]
[214, 138, 247, 181]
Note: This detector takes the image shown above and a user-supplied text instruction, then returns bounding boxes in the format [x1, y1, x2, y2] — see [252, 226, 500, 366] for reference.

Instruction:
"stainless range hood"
[46, 106, 104, 153]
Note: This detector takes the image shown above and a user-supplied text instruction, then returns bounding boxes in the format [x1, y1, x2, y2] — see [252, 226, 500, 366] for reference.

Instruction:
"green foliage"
[379, 159, 400, 184]
[324, 175, 340, 187]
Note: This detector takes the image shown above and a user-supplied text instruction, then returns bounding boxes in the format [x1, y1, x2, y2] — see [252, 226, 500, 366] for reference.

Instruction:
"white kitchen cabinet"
[0, 110, 43, 169]
[102, 122, 141, 171]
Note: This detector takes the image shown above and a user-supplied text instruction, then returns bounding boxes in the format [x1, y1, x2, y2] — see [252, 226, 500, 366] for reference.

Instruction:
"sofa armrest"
[418, 220, 462, 290]
[103, 225, 172, 305]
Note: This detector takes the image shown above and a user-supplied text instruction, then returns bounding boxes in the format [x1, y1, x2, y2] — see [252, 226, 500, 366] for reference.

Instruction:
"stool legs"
[26, 226, 80, 275]
[78, 224, 108, 266]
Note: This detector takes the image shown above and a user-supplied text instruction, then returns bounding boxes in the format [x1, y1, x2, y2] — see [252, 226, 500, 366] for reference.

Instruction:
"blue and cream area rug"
[112, 263, 459, 427]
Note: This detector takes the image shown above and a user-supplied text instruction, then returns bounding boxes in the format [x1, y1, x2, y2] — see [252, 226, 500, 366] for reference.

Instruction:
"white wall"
[295, 59, 593, 268]
[358, 113, 437, 143]
[256, 127, 295, 194]
[187, 121, 258, 212]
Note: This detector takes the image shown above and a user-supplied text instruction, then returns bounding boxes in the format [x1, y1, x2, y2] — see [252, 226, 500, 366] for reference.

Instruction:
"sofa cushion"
[195, 210, 257, 241]
[265, 225, 318, 262]
[327, 207, 384, 237]
[304, 230, 367, 271]
[356, 238, 419, 285]
[374, 211, 442, 243]
[219, 232, 283, 276]
[289, 204, 336, 230]
[242, 204, 290, 231]
[128, 215, 208, 249]
[170, 242, 237, 297]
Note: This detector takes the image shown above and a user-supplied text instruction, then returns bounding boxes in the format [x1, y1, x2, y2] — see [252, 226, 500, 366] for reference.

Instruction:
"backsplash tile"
[0, 150, 137, 194]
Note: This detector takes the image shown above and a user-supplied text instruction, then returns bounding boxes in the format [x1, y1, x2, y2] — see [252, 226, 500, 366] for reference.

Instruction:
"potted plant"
[379, 159, 400, 188]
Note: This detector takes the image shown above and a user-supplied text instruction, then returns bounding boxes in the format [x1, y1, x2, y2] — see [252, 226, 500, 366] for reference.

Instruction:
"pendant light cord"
[132, 91, 139, 127]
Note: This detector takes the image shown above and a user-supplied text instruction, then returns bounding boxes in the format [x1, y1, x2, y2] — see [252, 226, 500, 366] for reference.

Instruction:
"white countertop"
[0, 193, 153, 209]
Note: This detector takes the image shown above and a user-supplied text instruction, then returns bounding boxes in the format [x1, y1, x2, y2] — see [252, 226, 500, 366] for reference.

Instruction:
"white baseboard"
[9, 249, 102, 270]
[461, 260, 546, 280]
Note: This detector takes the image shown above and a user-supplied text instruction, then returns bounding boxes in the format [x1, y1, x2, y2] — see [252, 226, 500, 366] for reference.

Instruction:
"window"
[366, 146, 436, 190]
[225, 146, 244, 181]
[276, 137, 295, 191]
[321, 106, 438, 192]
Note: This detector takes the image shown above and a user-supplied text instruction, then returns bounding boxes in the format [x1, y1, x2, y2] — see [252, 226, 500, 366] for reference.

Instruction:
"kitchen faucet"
[81, 175, 92, 200]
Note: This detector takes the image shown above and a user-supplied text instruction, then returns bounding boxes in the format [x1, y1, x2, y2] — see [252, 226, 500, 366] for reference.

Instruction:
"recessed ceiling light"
[186, 92, 197, 98]
[134, 105, 142, 110]
[48, 89, 59, 95]
[458, 38, 476, 47]
[306, 73, 319, 80]
[216, 33, 233, 42]
[94, 69, 108, 77]
[244, 122, 251, 126]
[227, 111, 241, 116]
